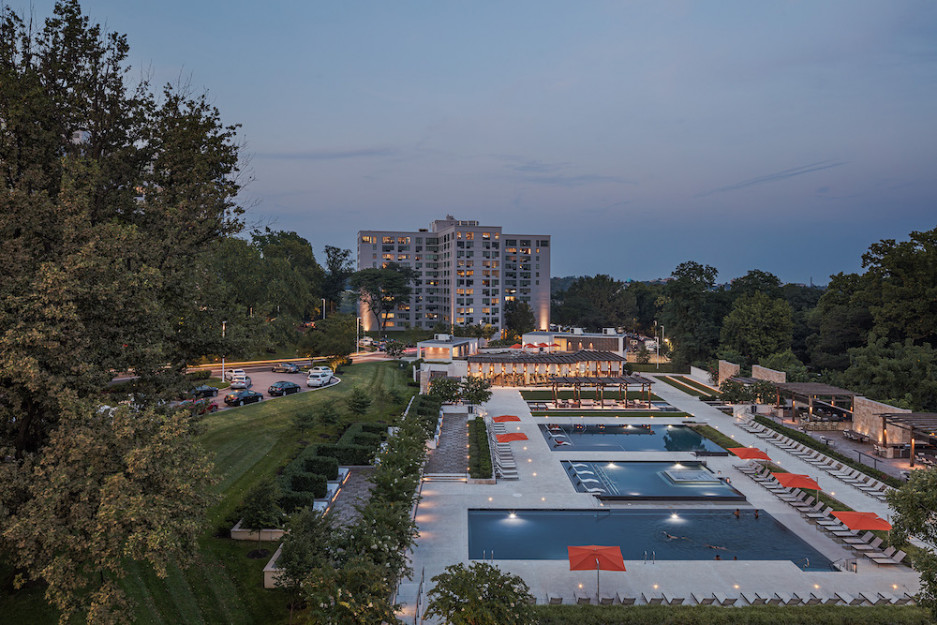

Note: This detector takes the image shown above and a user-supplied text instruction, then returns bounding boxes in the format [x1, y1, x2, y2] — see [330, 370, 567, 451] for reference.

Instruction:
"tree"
[301, 557, 398, 625]
[275, 507, 335, 622]
[424, 562, 535, 625]
[0, 3, 239, 620]
[659, 261, 727, 366]
[718, 379, 755, 403]
[719, 292, 793, 365]
[729, 269, 782, 300]
[1, 402, 216, 623]
[636, 344, 651, 364]
[888, 469, 937, 617]
[349, 263, 416, 335]
[760, 349, 809, 383]
[302, 313, 356, 359]
[503, 300, 535, 335]
[553, 274, 635, 330]
[239, 478, 282, 532]
[385, 339, 405, 359]
[460, 377, 493, 406]
[322, 245, 353, 315]
[251, 228, 325, 321]
[293, 411, 317, 436]
[428, 378, 462, 404]
[840, 337, 937, 411]
[319, 403, 340, 425]
[346, 386, 372, 415]
[806, 272, 874, 370]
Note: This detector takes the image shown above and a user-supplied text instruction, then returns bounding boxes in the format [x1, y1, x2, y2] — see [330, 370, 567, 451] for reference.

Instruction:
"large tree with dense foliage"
[840, 336, 937, 411]
[553, 274, 636, 330]
[503, 300, 536, 335]
[659, 261, 727, 366]
[0, 2, 240, 620]
[322, 245, 354, 315]
[350, 262, 416, 335]
[424, 562, 535, 625]
[888, 469, 937, 617]
[719, 292, 793, 365]
[806, 272, 875, 370]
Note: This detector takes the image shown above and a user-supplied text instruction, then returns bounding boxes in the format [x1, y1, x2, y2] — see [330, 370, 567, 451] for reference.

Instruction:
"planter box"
[230, 519, 286, 542]
[263, 544, 284, 589]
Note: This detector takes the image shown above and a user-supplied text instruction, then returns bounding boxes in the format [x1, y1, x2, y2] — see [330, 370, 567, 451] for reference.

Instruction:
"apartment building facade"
[357, 216, 550, 332]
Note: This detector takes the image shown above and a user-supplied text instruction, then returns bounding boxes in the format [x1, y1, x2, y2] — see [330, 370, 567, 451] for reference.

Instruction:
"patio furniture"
[714, 592, 737, 606]
[692, 592, 715, 606]
[662, 593, 684, 605]
[575, 592, 592, 605]
[871, 550, 907, 566]
[642, 592, 664, 605]
[618, 594, 637, 606]
[860, 592, 889, 606]
[741, 592, 765, 605]
[547, 594, 563, 605]
[795, 592, 821, 605]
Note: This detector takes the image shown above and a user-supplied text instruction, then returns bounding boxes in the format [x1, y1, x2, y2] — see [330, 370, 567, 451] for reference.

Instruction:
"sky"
[15, 1, 937, 284]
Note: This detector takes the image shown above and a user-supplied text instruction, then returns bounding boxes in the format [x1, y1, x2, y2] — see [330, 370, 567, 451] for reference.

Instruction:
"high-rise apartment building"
[357, 216, 550, 332]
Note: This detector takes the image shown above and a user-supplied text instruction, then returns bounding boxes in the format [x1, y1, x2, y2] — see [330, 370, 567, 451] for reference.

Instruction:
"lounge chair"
[893, 593, 913, 606]
[598, 594, 616, 605]
[575, 592, 592, 605]
[851, 538, 884, 553]
[692, 592, 715, 606]
[871, 550, 906, 566]
[860, 592, 889, 606]
[795, 592, 821, 605]
[547, 594, 563, 605]
[822, 594, 844, 605]
[763, 593, 782, 605]
[714, 592, 737, 606]
[642, 592, 664, 605]
[662, 593, 684, 605]
[741, 592, 765, 605]
[776, 592, 801, 606]
[618, 595, 636, 606]
[836, 592, 863, 606]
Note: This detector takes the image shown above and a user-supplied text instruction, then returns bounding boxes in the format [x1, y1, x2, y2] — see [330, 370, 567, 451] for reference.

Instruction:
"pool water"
[541, 424, 725, 453]
[564, 460, 744, 501]
[468, 509, 834, 570]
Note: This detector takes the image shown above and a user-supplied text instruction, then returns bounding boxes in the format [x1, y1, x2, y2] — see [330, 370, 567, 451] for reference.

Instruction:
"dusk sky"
[19, 1, 937, 284]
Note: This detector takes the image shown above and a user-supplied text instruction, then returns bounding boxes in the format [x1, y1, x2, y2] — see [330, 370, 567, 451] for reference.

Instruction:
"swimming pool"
[542, 423, 725, 453]
[564, 460, 745, 501]
[468, 509, 834, 570]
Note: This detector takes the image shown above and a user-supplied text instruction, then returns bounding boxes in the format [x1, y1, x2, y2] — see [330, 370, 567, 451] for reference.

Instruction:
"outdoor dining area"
[544, 375, 656, 410]
[464, 349, 628, 387]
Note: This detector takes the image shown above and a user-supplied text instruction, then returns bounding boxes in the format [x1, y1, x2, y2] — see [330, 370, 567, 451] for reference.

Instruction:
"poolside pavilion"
[773, 382, 857, 421]
[879, 413, 937, 467]
[464, 350, 626, 386]
[547, 375, 655, 407]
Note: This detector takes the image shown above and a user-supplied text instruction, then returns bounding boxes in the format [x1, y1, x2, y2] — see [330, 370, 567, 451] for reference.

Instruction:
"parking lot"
[202, 362, 337, 411]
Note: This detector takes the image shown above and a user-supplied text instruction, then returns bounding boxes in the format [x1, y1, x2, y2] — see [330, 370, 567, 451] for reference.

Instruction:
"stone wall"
[852, 396, 911, 445]
[751, 365, 786, 384]
[690, 366, 715, 386]
[718, 360, 740, 386]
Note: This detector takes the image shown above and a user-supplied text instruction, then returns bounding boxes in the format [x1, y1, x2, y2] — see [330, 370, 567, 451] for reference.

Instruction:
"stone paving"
[424, 409, 469, 475]
[327, 467, 374, 527]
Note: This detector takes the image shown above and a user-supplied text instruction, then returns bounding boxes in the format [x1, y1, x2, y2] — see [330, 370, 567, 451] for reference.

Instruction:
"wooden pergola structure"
[772, 382, 857, 421]
[881, 413, 937, 467]
[548, 375, 654, 407]
[464, 350, 626, 387]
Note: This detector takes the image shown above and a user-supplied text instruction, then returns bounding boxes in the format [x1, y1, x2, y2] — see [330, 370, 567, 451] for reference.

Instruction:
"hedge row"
[753, 416, 903, 488]
[410, 394, 444, 437]
[468, 417, 492, 478]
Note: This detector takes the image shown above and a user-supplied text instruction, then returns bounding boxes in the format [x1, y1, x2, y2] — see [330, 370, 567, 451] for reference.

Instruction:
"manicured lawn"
[656, 376, 715, 398]
[0, 361, 415, 625]
[671, 375, 720, 395]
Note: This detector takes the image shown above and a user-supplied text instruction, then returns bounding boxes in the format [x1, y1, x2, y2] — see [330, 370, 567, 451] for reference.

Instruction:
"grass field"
[0, 361, 415, 625]
[656, 376, 716, 398]
[671, 375, 720, 395]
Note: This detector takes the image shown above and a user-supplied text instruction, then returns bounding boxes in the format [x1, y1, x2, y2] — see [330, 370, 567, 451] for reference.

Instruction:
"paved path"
[328, 467, 374, 526]
[424, 409, 469, 474]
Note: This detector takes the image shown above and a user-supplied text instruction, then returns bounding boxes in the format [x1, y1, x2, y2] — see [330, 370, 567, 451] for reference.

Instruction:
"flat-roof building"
[357, 215, 550, 332]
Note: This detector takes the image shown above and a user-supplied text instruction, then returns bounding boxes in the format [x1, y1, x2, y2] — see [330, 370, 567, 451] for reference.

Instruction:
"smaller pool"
[542, 423, 725, 453]
[564, 460, 744, 501]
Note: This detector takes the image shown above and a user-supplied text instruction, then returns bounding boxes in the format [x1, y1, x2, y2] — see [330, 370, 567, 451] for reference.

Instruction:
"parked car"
[309, 365, 332, 374]
[229, 375, 251, 389]
[359, 336, 374, 346]
[272, 362, 301, 374]
[224, 389, 263, 406]
[177, 398, 219, 414]
[306, 370, 333, 387]
[224, 368, 245, 381]
[190, 384, 219, 398]
[268, 381, 301, 396]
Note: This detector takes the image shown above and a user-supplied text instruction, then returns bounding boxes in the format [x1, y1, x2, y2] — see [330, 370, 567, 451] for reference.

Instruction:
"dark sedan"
[268, 381, 302, 396]
[224, 389, 263, 406]
[272, 362, 301, 374]
[190, 384, 219, 398]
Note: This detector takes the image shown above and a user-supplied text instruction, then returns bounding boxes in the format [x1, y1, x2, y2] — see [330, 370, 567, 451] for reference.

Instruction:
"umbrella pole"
[596, 557, 600, 604]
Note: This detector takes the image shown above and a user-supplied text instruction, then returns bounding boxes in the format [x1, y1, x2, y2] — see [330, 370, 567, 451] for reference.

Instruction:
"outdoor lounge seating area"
[540, 589, 912, 606]
[737, 418, 891, 500]
[488, 421, 519, 480]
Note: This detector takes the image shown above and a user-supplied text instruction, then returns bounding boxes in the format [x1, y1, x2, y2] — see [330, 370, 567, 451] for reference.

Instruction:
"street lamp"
[355, 316, 361, 356]
[322, 298, 326, 321]
[221, 320, 227, 380]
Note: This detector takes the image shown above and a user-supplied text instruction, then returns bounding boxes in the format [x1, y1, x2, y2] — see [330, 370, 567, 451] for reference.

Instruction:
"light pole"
[655, 322, 660, 370]
[221, 320, 227, 380]
[355, 316, 361, 357]
[322, 298, 326, 321]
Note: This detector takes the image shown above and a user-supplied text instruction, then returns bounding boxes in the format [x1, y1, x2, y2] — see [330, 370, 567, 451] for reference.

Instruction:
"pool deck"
[398, 382, 920, 622]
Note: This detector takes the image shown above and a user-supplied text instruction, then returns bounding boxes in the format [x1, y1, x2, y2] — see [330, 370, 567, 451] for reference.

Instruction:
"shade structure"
[524, 343, 537, 348]
[568, 545, 626, 602]
[496, 432, 528, 442]
[550, 343, 560, 347]
[772, 473, 821, 491]
[537, 342, 550, 348]
[832, 511, 892, 531]
[492, 415, 521, 423]
[727, 447, 771, 461]
[509, 343, 522, 349]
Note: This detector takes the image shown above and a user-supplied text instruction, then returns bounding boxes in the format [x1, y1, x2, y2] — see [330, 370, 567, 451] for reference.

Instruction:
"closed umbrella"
[568, 545, 626, 603]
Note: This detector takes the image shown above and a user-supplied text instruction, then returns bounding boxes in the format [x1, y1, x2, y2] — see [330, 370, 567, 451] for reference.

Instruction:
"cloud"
[255, 147, 400, 161]
[524, 173, 634, 187]
[510, 159, 571, 174]
[696, 160, 846, 197]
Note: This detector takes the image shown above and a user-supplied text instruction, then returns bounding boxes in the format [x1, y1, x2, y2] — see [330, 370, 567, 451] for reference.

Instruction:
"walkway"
[328, 467, 374, 526]
[424, 409, 470, 475]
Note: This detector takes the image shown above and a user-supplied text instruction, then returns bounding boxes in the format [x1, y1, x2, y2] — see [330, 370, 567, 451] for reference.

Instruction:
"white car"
[306, 371, 333, 387]
[359, 337, 374, 346]
[309, 366, 332, 374]
[229, 375, 251, 389]
[224, 368, 245, 382]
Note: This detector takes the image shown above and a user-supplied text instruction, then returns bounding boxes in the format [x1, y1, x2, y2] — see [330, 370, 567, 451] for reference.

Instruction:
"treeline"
[552, 226, 937, 411]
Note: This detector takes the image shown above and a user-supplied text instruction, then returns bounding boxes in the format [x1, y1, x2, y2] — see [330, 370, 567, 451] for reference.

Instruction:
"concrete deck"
[397, 381, 920, 622]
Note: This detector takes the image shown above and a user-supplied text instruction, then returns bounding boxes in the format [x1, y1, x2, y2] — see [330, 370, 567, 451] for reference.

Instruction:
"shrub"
[352, 432, 382, 448]
[314, 443, 374, 466]
[347, 386, 372, 415]
[186, 369, 211, 381]
[300, 454, 339, 481]
[468, 417, 492, 478]
[283, 469, 328, 498]
[278, 490, 317, 514]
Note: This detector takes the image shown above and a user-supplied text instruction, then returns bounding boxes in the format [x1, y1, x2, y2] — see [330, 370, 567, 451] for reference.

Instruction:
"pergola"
[548, 375, 654, 407]
[772, 382, 857, 420]
[881, 413, 937, 467]
[464, 350, 626, 386]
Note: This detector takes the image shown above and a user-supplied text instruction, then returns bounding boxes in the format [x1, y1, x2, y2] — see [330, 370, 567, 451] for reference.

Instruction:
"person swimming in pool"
[662, 531, 688, 540]
[706, 544, 728, 551]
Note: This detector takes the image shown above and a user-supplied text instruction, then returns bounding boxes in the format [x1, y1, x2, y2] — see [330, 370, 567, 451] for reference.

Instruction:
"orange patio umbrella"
[524, 343, 537, 348]
[727, 447, 771, 461]
[493, 415, 521, 422]
[537, 342, 550, 348]
[509, 343, 522, 349]
[496, 432, 528, 442]
[832, 511, 892, 531]
[772, 473, 821, 491]
[568, 545, 626, 602]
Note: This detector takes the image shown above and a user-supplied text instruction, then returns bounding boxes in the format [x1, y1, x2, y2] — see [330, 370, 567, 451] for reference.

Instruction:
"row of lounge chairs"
[543, 590, 913, 606]
[739, 464, 907, 567]
[489, 422, 518, 480]
[738, 420, 891, 500]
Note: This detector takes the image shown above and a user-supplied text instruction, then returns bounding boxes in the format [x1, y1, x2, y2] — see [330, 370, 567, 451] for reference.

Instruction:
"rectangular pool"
[542, 423, 725, 453]
[564, 460, 744, 501]
[468, 509, 834, 570]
